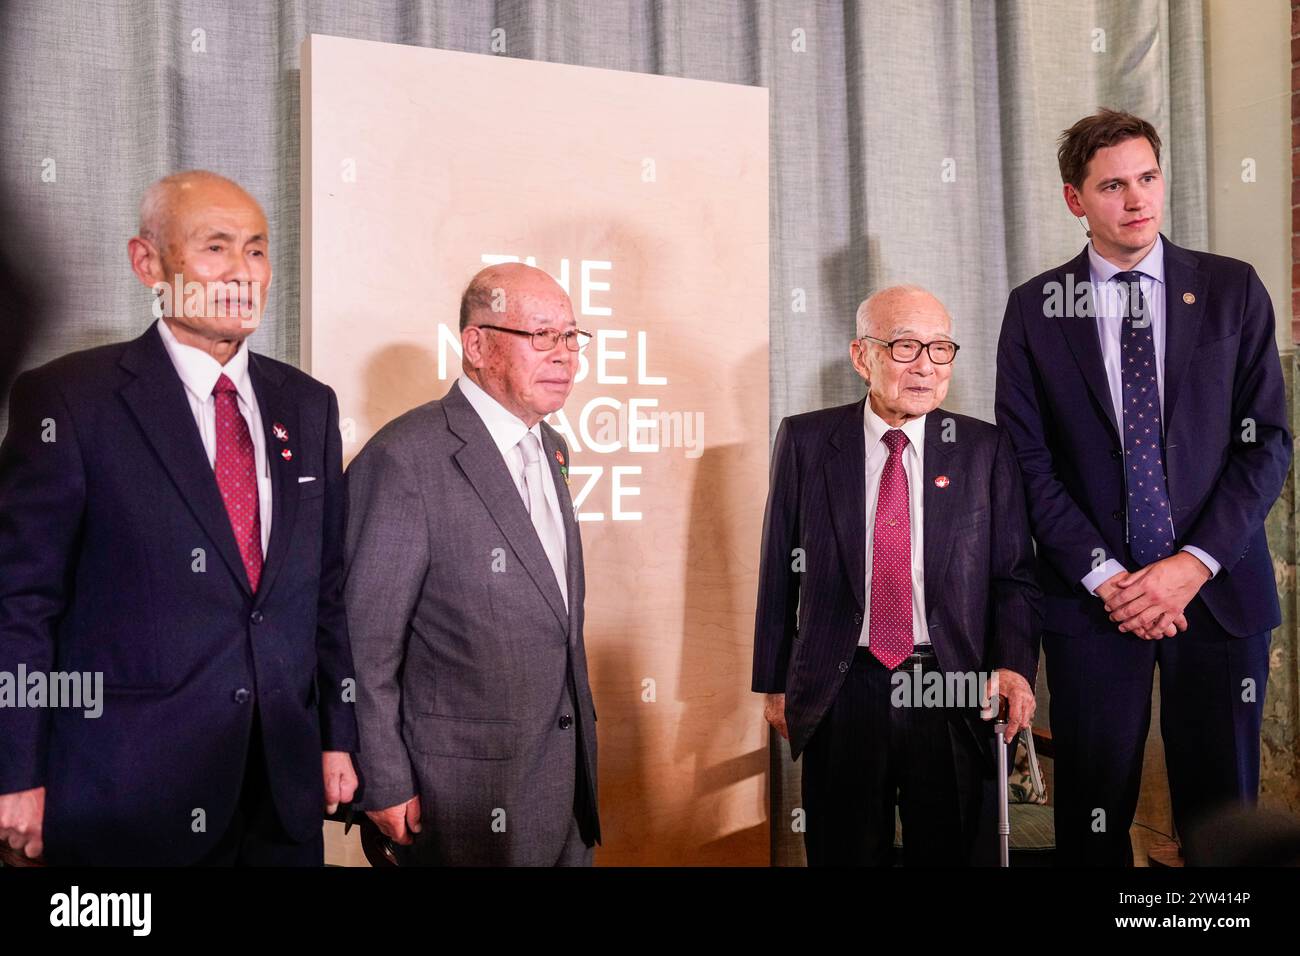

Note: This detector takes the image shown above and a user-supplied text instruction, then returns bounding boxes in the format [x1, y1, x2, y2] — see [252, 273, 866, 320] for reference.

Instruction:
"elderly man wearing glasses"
[752, 285, 1041, 866]
[344, 262, 600, 866]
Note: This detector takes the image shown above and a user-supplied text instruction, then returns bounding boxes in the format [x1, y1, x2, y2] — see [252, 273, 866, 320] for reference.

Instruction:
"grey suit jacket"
[344, 379, 599, 865]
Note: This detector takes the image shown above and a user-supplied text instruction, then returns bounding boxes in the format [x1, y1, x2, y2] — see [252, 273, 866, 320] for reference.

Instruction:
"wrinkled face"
[850, 294, 953, 423]
[1065, 135, 1164, 263]
[136, 180, 271, 342]
[463, 276, 578, 425]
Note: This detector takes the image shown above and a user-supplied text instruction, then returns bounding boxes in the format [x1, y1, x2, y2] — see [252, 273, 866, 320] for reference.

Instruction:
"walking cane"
[994, 694, 1010, 867]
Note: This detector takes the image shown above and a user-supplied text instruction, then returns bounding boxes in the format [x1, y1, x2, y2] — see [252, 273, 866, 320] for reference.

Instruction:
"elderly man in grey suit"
[344, 262, 600, 866]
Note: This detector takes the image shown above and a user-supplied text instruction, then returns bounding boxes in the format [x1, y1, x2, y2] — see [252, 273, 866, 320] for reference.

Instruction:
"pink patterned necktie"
[212, 373, 263, 592]
[869, 429, 912, 669]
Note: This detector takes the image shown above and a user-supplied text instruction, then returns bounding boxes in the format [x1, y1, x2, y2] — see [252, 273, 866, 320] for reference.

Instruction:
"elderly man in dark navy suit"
[995, 110, 1291, 865]
[753, 285, 1041, 866]
[0, 170, 358, 865]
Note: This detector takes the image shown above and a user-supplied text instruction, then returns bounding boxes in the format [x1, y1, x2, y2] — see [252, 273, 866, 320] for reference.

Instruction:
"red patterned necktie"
[212, 373, 263, 592]
[869, 429, 912, 669]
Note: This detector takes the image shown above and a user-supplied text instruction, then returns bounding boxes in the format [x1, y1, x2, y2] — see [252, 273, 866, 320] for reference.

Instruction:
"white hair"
[854, 284, 953, 339]
[137, 170, 246, 243]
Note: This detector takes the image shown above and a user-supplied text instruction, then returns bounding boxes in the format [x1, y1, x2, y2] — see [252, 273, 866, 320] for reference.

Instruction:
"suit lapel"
[540, 424, 580, 637]
[118, 325, 250, 594]
[825, 399, 867, 611]
[922, 412, 960, 619]
[444, 383, 570, 632]
[1056, 246, 1121, 441]
[1160, 238, 1208, 430]
[248, 354, 299, 603]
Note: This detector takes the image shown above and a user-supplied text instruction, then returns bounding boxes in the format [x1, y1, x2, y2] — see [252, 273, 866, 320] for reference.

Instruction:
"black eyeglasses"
[859, 335, 960, 365]
[473, 324, 593, 352]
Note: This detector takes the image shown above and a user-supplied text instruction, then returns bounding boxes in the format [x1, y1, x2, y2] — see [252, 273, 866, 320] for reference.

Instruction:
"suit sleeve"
[751, 417, 801, 694]
[1181, 266, 1292, 573]
[987, 428, 1043, 684]
[0, 370, 86, 794]
[343, 436, 429, 811]
[995, 288, 1117, 588]
[315, 387, 359, 753]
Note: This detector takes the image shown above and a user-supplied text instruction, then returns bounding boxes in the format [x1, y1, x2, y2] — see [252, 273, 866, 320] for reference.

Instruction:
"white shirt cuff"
[1181, 545, 1220, 578]
[1081, 558, 1127, 595]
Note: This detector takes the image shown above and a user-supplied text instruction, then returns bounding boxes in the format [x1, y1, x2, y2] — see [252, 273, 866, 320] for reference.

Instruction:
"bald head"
[138, 170, 264, 249]
[459, 262, 569, 331]
[854, 285, 952, 341]
[458, 262, 579, 427]
[127, 170, 271, 361]
[849, 284, 956, 426]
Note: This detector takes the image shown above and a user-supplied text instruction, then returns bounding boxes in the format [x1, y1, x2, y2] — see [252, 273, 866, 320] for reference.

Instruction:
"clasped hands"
[1095, 552, 1211, 640]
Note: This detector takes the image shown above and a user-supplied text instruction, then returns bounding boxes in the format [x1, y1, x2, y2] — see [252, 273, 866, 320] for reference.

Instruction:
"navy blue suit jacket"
[751, 401, 1041, 760]
[0, 323, 358, 865]
[995, 237, 1291, 638]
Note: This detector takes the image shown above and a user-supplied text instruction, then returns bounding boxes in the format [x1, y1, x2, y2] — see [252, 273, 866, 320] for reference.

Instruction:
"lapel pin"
[934, 475, 950, 488]
[555, 448, 569, 484]
[281, 448, 293, 461]
[272, 422, 289, 442]
[1182, 292, 1195, 305]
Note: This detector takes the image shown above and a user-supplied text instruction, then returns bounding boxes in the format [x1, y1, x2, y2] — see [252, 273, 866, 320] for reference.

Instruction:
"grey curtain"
[0, 0, 1207, 864]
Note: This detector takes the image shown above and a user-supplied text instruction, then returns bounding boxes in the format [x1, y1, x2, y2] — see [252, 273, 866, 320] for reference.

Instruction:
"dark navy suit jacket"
[751, 401, 1041, 761]
[0, 323, 358, 865]
[994, 237, 1291, 638]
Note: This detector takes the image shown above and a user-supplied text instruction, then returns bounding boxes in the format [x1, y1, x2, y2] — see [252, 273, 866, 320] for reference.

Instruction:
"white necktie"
[517, 431, 568, 610]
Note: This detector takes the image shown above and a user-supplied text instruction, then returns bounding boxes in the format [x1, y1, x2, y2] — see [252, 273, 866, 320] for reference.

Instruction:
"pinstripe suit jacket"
[751, 399, 1041, 760]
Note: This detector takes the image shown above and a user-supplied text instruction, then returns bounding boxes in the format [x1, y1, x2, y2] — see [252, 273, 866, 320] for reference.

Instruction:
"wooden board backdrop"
[302, 34, 769, 865]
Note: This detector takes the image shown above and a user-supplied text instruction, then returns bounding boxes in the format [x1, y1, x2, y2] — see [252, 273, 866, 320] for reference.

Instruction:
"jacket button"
[250, 610, 264, 625]
[1112, 510, 1123, 520]
[233, 688, 251, 704]
[1110, 449, 1122, 461]
[559, 714, 573, 730]
[853, 612, 864, 626]
[838, 661, 849, 673]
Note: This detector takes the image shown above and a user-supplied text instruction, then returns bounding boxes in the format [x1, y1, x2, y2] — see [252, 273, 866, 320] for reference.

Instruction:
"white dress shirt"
[859, 405, 929, 648]
[1079, 237, 1220, 593]
[156, 318, 272, 554]
[456, 374, 568, 573]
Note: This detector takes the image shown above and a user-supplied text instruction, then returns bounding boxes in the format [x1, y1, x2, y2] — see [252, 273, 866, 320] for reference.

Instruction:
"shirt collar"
[863, 399, 927, 453]
[1087, 233, 1165, 285]
[456, 374, 543, 458]
[156, 318, 253, 405]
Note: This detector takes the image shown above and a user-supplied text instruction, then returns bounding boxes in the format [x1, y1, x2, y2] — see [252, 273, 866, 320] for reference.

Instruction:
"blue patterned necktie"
[1116, 270, 1175, 564]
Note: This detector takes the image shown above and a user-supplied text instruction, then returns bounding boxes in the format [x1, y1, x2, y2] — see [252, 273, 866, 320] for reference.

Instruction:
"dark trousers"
[197, 710, 324, 867]
[800, 648, 992, 866]
[1044, 596, 1271, 866]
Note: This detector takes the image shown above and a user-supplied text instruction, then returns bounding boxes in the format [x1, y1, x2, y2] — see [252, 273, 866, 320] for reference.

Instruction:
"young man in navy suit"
[995, 110, 1291, 865]
[0, 171, 358, 865]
